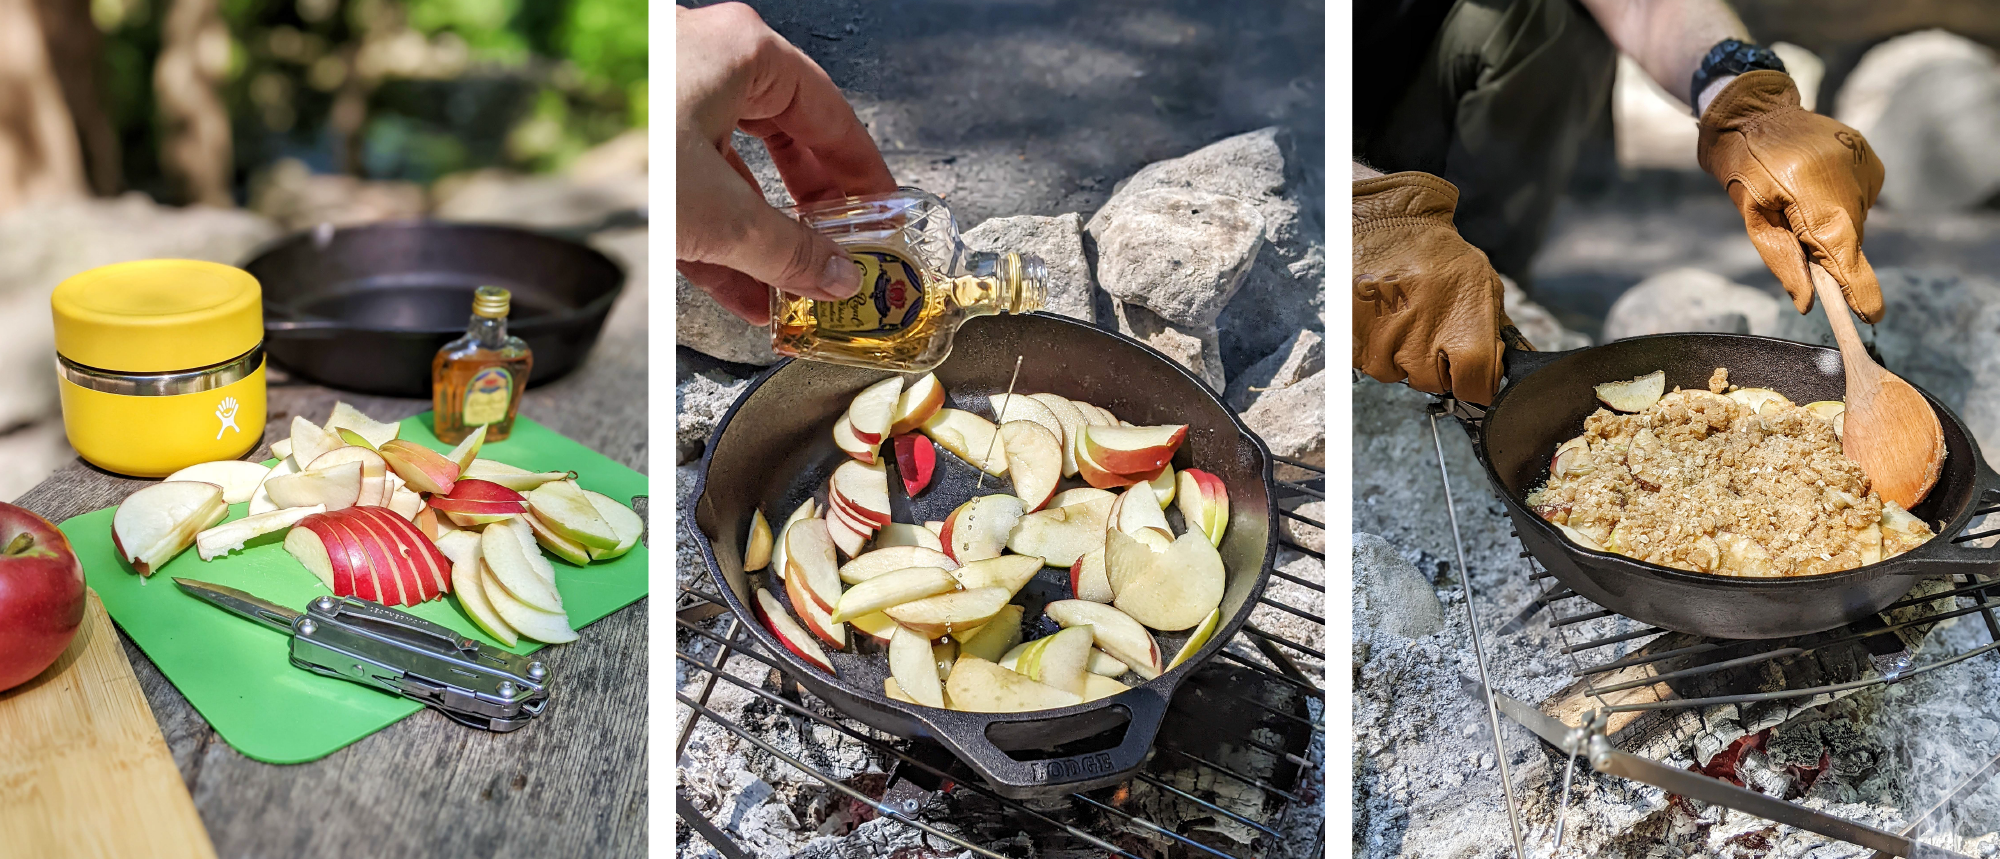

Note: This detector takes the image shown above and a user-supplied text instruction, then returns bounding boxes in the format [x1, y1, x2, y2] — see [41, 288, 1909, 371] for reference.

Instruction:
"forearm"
[1578, 0, 1749, 106]
[1352, 160, 1384, 181]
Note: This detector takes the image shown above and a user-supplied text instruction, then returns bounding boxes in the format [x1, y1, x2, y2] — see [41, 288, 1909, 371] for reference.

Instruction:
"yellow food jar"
[52, 260, 267, 478]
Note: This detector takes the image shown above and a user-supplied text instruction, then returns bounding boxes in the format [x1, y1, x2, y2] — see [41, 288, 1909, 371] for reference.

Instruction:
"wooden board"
[0, 591, 216, 859]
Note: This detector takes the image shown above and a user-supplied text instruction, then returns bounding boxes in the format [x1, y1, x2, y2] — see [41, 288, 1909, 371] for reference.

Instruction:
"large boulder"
[1836, 31, 2000, 212]
[1240, 367, 1324, 477]
[1502, 276, 1591, 352]
[1227, 328, 1323, 412]
[677, 272, 780, 366]
[1113, 301, 1225, 392]
[1091, 188, 1264, 329]
[1601, 267, 1783, 342]
[961, 213, 1096, 323]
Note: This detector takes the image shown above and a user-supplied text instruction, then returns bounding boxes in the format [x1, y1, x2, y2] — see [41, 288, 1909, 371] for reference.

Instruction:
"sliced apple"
[1088, 648, 1128, 677]
[324, 401, 400, 449]
[888, 625, 947, 708]
[920, 408, 1007, 476]
[934, 638, 959, 680]
[523, 479, 620, 550]
[1806, 400, 1846, 422]
[194, 504, 323, 561]
[893, 433, 936, 496]
[271, 438, 293, 460]
[1010, 636, 1050, 678]
[825, 510, 871, 559]
[947, 494, 1026, 563]
[1116, 482, 1171, 536]
[1595, 370, 1666, 413]
[849, 611, 898, 643]
[1167, 607, 1221, 670]
[246, 455, 301, 515]
[883, 586, 1010, 638]
[1074, 434, 1139, 489]
[946, 657, 1081, 713]
[1024, 393, 1089, 477]
[948, 554, 1043, 599]
[1148, 463, 1175, 507]
[1728, 387, 1794, 415]
[833, 414, 878, 464]
[874, 522, 943, 552]
[525, 509, 593, 565]
[379, 439, 460, 495]
[890, 372, 947, 436]
[445, 424, 487, 471]
[1176, 468, 1230, 547]
[573, 490, 644, 562]
[479, 523, 562, 612]
[754, 587, 833, 671]
[883, 677, 918, 705]
[264, 461, 364, 512]
[1048, 488, 1114, 509]
[784, 518, 843, 612]
[434, 529, 482, 567]
[290, 415, 340, 468]
[839, 545, 957, 584]
[989, 394, 1066, 448]
[1045, 600, 1162, 679]
[112, 481, 229, 575]
[354, 506, 452, 602]
[1006, 494, 1113, 568]
[743, 508, 772, 572]
[482, 559, 578, 643]
[1028, 625, 1094, 695]
[166, 460, 271, 505]
[783, 558, 848, 647]
[1111, 530, 1226, 631]
[335, 428, 376, 451]
[309, 446, 388, 511]
[846, 376, 904, 444]
[769, 500, 818, 582]
[451, 553, 518, 647]
[296, 509, 396, 604]
[999, 421, 1063, 511]
[1070, 548, 1114, 603]
[282, 519, 344, 596]
[1081, 673, 1130, 702]
[829, 565, 957, 623]
[390, 486, 426, 521]
[959, 604, 1023, 663]
[462, 459, 575, 491]
[1082, 424, 1186, 476]
[831, 460, 892, 526]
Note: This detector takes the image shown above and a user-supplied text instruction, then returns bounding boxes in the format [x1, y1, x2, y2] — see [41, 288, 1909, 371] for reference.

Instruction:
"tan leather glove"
[1698, 70, 1886, 322]
[1354, 171, 1507, 406]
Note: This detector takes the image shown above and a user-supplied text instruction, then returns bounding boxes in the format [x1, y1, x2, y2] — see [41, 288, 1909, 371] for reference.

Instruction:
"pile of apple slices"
[743, 374, 1236, 713]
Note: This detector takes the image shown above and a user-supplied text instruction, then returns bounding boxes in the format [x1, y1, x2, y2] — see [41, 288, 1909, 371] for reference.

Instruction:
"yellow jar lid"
[51, 259, 263, 373]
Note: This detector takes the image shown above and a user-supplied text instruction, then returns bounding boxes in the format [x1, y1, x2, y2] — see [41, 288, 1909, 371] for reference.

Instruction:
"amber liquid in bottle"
[771, 244, 1045, 372]
[432, 286, 531, 444]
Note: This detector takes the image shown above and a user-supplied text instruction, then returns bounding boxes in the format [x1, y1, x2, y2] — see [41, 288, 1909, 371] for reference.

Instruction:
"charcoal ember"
[1733, 748, 1796, 798]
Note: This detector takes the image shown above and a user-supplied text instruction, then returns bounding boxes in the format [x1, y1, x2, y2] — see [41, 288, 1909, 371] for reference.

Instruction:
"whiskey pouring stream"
[1811, 262, 1944, 509]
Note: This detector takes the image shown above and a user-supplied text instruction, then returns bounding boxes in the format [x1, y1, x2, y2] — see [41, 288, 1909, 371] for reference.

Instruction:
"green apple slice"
[582, 490, 645, 560]
[524, 480, 620, 550]
[1166, 607, 1220, 670]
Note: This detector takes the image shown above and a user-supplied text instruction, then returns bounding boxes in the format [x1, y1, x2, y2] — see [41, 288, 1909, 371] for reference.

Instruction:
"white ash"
[678, 370, 751, 466]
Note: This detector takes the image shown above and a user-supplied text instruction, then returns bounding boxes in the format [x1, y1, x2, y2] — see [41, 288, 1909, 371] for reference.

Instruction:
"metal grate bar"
[1254, 597, 1327, 626]
[1215, 648, 1325, 698]
[1065, 793, 1244, 859]
[679, 789, 752, 859]
[1266, 565, 1326, 592]
[1558, 625, 1666, 654]
[1152, 745, 1307, 804]
[1131, 772, 1287, 842]
[1599, 640, 2000, 713]
[1279, 509, 1324, 529]
[1241, 623, 1325, 661]
[1548, 608, 1618, 627]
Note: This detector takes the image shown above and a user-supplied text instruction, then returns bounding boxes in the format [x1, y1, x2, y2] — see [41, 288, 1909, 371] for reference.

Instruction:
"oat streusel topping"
[1526, 371, 1933, 577]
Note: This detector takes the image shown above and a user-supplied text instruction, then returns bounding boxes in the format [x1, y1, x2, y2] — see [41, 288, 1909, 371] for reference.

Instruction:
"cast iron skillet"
[242, 216, 638, 397]
[1468, 333, 2000, 640]
[690, 312, 1277, 799]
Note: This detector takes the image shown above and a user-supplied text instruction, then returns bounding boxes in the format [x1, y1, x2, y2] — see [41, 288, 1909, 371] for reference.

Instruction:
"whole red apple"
[0, 501, 86, 692]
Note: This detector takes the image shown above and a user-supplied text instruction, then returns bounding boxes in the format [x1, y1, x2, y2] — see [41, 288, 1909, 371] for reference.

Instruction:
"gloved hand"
[1698, 70, 1886, 322]
[1353, 171, 1508, 406]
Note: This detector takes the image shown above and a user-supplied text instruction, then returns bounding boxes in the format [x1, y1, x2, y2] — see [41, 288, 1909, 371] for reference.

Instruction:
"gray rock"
[1600, 267, 1785, 342]
[1112, 301, 1224, 391]
[1354, 533, 1445, 639]
[1092, 188, 1264, 328]
[677, 271, 780, 366]
[1226, 328, 1324, 412]
[1095, 127, 1300, 249]
[961, 213, 1095, 323]
[1280, 499, 1325, 555]
[1240, 367, 1324, 475]
[431, 169, 647, 230]
[1836, 31, 2000, 212]
[248, 158, 428, 230]
[676, 369, 752, 466]
[1501, 275, 1591, 352]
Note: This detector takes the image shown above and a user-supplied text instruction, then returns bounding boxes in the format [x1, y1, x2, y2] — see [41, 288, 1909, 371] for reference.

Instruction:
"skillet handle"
[264, 318, 354, 339]
[922, 683, 1171, 797]
[1921, 454, 2000, 568]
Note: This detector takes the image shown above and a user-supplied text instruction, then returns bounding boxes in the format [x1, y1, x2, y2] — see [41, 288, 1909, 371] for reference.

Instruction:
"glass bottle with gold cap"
[771, 188, 1046, 371]
[432, 286, 531, 444]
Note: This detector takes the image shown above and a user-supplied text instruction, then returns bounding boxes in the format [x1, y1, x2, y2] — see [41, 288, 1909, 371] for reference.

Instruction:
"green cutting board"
[59, 414, 649, 764]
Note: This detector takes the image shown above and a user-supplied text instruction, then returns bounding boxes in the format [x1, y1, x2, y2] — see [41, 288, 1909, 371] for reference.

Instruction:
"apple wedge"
[831, 460, 892, 526]
[194, 504, 323, 560]
[989, 394, 1066, 449]
[309, 447, 388, 510]
[579, 490, 642, 561]
[1116, 482, 1171, 536]
[335, 428, 376, 451]
[1088, 648, 1128, 677]
[833, 414, 878, 464]
[352, 506, 452, 601]
[434, 529, 481, 567]
[482, 559, 578, 643]
[290, 415, 340, 468]
[889, 625, 947, 708]
[849, 610, 898, 643]
[1006, 494, 1113, 568]
[784, 518, 843, 613]
[824, 509, 871, 559]
[783, 557, 848, 647]
[1148, 463, 1175, 507]
[1048, 487, 1114, 509]
[889, 372, 947, 436]
[1024, 393, 1089, 477]
[847, 376, 904, 444]
[959, 604, 1023, 663]
[271, 438, 293, 460]
[948, 554, 1043, 600]
[265, 461, 364, 511]
[999, 420, 1063, 511]
[893, 433, 936, 496]
[883, 586, 1010, 638]
[920, 408, 1007, 476]
[445, 424, 487, 471]
[874, 522, 944, 553]
[839, 545, 956, 584]
[829, 565, 957, 623]
[883, 677, 919, 705]
[1081, 673, 1130, 702]
[946, 494, 1026, 563]
[451, 553, 519, 646]
[1167, 607, 1221, 670]
[526, 509, 593, 565]
[379, 439, 460, 495]
[1111, 530, 1226, 631]
[246, 455, 301, 515]
[1027, 625, 1094, 696]
[462, 459, 575, 491]
[945, 657, 1081, 713]
[1082, 424, 1186, 475]
[112, 481, 229, 575]
[324, 401, 400, 449]
[743, 509, 773, 571]
[480, 523, 563, 612]
[769, 500, 817, 581]
[1175, 468, 1230, 547]
[1069, 548, 1114, 602]
[524, 479, 620, 550]
[1074, 433, 1139, 489]
[1595, 370, 1666, 413]
[167, 460, 272, 505]
[1044, 600, 1162, 678]
[754, 587, 833, 672]
[389, 486, 426, 521]
[1000, 639, 1041, 673]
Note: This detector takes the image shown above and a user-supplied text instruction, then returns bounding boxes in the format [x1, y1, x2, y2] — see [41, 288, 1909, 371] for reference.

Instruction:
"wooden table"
[15, 293, 649, 858]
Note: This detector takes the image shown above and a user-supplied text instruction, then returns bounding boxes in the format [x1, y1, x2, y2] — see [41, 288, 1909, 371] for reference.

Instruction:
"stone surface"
[431, 169, 648, 230]
[1227, 328, 1325, 412]
[1599, 267, 1785, 342]
[961, 212, 1095, 323]
[1112, 300, 1224, 391]
[1282, 499, 1325, 555]
[1837, 31, 2000, 212]
[1501, 276, 1591, 352]
[677, 370, 752, 467]
[1091, 187, 1264, 328]
[1354, 533, 1445, 640]
[248, 158, 428, 230]
[677, 271, 781, 366]
[1240, 367, 1324, 474]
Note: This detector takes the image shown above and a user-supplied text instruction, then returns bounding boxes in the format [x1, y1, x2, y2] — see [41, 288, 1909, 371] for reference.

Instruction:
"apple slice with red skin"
[428, 495, 527, 516]
[354, 507, 453, 600]
[831, 460, 892, 526]
[1175, 468, 1230, 547]
[1025, 393, 1089, 477]
[893, 433, 936, 496]
[830, 565, 956, 624]
[378, 439, 460, 495]
[329, 509, 414, 604]
[1069, 548, 1114, 602]
[444, 479, 527, 505]
[1073, 435, 1140, 490]
[846, 376, 904, 444]
[999, 421, 1062, 511]
[1081, 424, 1186, 475]
[283, 520, 346, 597]
[828, 482, 887, 533]
[783, 559, 849, 648]
[824, 509, 870, 558]
[784, 518, 843, 613]
[889, 373, 947, 435]
[754, 587, 834, 673]
[833, 414, 878, 464]
[288, 509, 386, 602]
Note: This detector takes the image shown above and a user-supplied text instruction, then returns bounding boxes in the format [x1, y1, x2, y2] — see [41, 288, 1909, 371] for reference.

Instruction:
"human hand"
[1353, 172, 1508, 406]
[677, 3, 898, 324]
[1698, 70, 1886, 322]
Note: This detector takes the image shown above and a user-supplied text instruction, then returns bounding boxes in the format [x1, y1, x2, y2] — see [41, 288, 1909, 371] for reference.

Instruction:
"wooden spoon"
[1810, 262, 1944, 509]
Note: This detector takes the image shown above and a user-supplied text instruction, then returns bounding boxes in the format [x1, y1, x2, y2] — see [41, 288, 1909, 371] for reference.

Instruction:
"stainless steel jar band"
[57, 343, 264, 396]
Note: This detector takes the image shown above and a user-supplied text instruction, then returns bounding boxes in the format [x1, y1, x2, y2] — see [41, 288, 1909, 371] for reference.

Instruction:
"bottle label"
[812, 251, 924, 334]
[463, 367, 512, 426]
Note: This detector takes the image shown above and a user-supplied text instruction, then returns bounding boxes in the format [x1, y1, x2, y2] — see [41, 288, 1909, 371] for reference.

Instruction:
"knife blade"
[173, 578, 302, 635]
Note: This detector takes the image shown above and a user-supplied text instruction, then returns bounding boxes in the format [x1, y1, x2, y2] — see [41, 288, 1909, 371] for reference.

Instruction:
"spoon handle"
[1810, 262, 1873, 382]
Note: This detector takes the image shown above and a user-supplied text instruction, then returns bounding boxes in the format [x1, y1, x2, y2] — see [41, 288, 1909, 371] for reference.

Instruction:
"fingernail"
[817, 255, 860, 299]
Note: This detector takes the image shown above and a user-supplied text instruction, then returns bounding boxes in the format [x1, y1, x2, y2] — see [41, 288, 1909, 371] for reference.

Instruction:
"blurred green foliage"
[93, 0, 644, 200]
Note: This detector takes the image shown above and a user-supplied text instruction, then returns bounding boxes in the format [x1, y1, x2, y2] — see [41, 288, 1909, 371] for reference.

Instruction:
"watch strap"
[1691, 39, 1787, 115]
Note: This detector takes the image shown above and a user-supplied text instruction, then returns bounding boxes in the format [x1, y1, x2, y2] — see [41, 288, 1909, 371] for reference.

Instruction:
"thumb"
[678, 147, 861, 302]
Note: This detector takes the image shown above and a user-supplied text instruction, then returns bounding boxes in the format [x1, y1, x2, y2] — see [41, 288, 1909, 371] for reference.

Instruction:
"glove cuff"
[1698, 69, 1801, 133]
[1354, 171, 1460, 233]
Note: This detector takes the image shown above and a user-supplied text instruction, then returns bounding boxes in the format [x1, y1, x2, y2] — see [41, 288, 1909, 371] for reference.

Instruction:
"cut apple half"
[1044, 600, 1162, 678]
[308, 447, 388, 510]
[1595, 371, 1666, 413]
[167, 460, 272, 505]
[1006, 494, 1113, 568]
[831, 460, 892, 526]
[265, 461, 364, 512]
[379, 439, 460, 495]
[743, 508, 773, 571]
[324, 401, 400, 449]
[1069, 548, 1114, 602]
[445, 424, 488, 471]
[847, 376, 905, 444]
[462, 459, 575, 491]
[889, 625, 947, 708]
[988, 394, 1066, 449]
[920, 409, 1007, 476]
[113, 481, 229, 575]
[1025, 393, 1089, 477]
[999, 421, 1063, 511]
[893, 433, 936, 497]
[481, 559, 577, 643]
[833, 414, 878, 464]
[524, 479, 620, 550]
[959, 604, 1023, 663]
[840, 545, 957, 584]
[829, 565, 956, 624]
[290, 415, 340, 468]
[195, 504, 323, 560]
[890, 372, 947, 436]
[1110, 530, 1226, 632]
[874, 522, 943, 553]
[882, 586, 1010, 638]
[945, 657, 1081, 713]
[1081, 424, 1186, 475]
[754, 587, 834, 673]
[784, 518, 843, 613]
[1167, 607, 1221, 670]
[946, 494, 1026, 563]
[948, 554, 1043, 600]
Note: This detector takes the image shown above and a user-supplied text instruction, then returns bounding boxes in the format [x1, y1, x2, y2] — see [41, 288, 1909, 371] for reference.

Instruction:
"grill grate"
[677, 460, 1325, 859]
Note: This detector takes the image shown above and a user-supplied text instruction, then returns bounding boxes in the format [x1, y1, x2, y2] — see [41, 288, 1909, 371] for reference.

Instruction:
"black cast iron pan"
[242, 212, 641, 397]
[1465, 333, 2000, 640]
[690, 312, 1277, 799]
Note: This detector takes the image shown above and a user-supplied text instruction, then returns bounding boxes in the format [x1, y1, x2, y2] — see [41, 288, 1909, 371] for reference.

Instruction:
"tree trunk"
[34, 0, 121, 196]
[156, 0, 232, 206]
[0, 0, 86, 214]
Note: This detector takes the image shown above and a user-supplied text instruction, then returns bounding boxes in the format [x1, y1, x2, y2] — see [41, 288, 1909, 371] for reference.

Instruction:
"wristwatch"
[1691, 39, 1787, 115]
